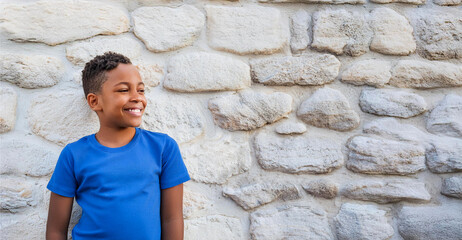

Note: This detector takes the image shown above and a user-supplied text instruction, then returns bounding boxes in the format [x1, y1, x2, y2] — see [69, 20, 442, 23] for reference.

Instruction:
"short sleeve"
[47, 146, 78, 197]
[160, 135, 190, 189]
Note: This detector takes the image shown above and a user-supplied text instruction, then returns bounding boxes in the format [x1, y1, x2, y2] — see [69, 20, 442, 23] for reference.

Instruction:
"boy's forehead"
[104, 64, 142, 84]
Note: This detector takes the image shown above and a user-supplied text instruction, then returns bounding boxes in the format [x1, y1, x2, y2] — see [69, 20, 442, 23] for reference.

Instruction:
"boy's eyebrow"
[114, 82, 145, 86]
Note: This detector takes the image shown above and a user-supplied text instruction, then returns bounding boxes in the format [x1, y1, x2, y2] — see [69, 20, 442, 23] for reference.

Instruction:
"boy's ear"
[87, 93, 102, 111]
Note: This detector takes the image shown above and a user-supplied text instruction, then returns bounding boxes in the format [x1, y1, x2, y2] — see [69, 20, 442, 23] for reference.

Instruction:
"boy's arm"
[46, 192, 74, 240]
[160, 184, 184, 240]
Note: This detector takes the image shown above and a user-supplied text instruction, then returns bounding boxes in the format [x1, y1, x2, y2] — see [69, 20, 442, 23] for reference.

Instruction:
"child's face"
[96, 63, 147, 129]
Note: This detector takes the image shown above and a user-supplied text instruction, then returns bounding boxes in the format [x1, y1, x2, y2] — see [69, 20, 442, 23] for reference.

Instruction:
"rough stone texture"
[181, 135, 251, 184]
[441, 176, 462, 199]
[302, 179, 338, 199]
[142, 93, 204, 144]
[223, 181, 301, 210]
[132, 5, 205, 52]
[290, 10, 311, 53]
[65, 35, 142, 66]
[433, 0, 461, 5]
[370, 0, 424, 3]
[164, 52, 250, 92]
[389, 60, 462, 88]
[28, 90, 99, 146]
[275, 121, 307, 135]
[0, 1, 129, 45]
[250, 54, 340, 86]
[135, 63, 163, 88]
[369, 8, 416, 56]
[0, 54, 65, 89]
[334, 203, 394, 240]
[341, 60, 391, 87]
[346, 136, 426, 175]
[359, 88, 427, 118]
[312, 9, 372, 56]
[0, 212, 47, 239]
[0, 87, 17, 133]
[208, 90, 292, 131]
[426, 137, 462, 173]
[363, 117, 429, 145]
[297, 87, 360, 131]
[409, 9, 462, 60]
[426, 94, 462, 138]
[0, 139, 57, 177]
[183, 188, 210, 219]
[250, 204, 334, 240]
[398, 205, 462, 240]
[206, 5, 286, 55]
[341, 179, 431, 203]
[260, 0, 365, 3]
[0, 177, 37, 213]
[185, 215, 243, 240]
[254, 132, 343, 174]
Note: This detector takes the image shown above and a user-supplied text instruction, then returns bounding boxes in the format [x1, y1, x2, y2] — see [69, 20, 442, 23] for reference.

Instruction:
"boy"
[46, 52, 190, 240]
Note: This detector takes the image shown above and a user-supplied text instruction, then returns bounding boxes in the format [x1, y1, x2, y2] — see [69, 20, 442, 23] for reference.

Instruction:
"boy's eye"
[118, 89, 128, 92]
[138, 89, 145, 93]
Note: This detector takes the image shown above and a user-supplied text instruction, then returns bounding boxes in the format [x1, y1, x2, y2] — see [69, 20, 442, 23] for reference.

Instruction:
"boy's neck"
[94, 126, 137, 148]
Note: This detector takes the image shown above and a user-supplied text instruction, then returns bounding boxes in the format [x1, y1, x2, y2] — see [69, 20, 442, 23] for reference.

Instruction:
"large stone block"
[426, 137, 462, 173]
[250, 204, 334, 239]
[206, 5, 286, 55]
[142, 93, 205, 143]
[132, 5, 204, 52]
[183, 187, 210, 219]
[254, 132, 343, 174]
[290, 10, 311, 53]
[0, 54, 64, 89]
[66, 35, 142, 66]
[409, 9, 462, 60]
[0, 0, 129, 45]
[369, 8, 416, 56]
[164, 52, 250, 92]
[441, 176, 462, 199]
[181, 135, 251, 184]
[312, 9, 372, 56]
[250, 54, 340, 86]
[363, 117, 429, 145]
[0, 139, 57, 177]
[297, 87, 360, 131]
[223, 181, 301, 210]
[359, 88, 427, 118]
[208, 90, 292, 131]
[389, 60, 462, 88]
[341, 179, 431, 203]
[0, 87, 17, 133]
[398, 205, 462, 240]
[334, 203, 394, 240]
[28, 90, 99, 146]
[0, 176, 37, 213]
[341, 60, 391, 87]
[185, 215, 243, 240]
[426, 94, 462, 138]
[346, 136, 426, 175]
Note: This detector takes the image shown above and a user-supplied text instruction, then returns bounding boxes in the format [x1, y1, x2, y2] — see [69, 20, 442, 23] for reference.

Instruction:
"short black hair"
[81, 52, 132, 97]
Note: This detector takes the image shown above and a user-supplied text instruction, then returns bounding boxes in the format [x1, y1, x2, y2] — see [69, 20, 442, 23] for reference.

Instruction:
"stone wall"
[0, 0, 461, 239]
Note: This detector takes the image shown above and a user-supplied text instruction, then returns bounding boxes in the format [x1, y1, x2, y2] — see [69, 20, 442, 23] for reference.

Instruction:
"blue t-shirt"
[47, 127, 190, 240]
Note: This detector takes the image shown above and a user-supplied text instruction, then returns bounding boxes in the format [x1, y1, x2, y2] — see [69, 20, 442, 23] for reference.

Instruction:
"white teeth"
[127, 109, 141, 113]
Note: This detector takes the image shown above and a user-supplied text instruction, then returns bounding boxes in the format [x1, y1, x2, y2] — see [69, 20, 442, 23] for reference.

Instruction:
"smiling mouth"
[126, 109, 141, 113]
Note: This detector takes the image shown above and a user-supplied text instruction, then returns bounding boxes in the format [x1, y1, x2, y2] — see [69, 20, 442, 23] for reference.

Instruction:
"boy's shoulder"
[137, 128, 177, 145]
